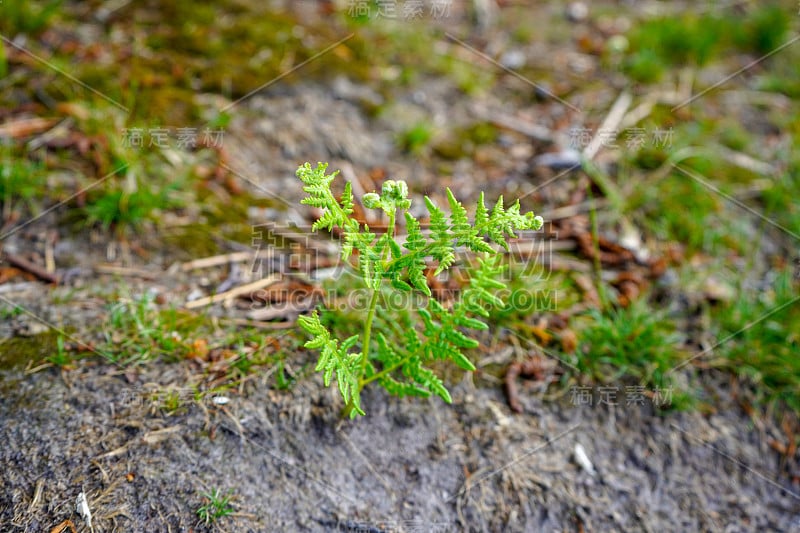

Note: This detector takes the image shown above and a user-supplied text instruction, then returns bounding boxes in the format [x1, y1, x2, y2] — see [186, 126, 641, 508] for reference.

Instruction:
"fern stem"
[358, 285, 381, 388]
[387, 212, 395, 237]
[359, 353, 412, 388]
[357, 210, 396, 392]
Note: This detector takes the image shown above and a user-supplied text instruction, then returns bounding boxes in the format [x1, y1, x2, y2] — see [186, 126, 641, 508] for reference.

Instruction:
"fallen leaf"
[573, 273, 601, 307]
[560, 328, 578, 353]
[49, 519, 77, 533]
[0, 266, 34, 283]
[56, 102, 90, 120]
[0, 117, 58, 139]
[529, 325, 552, 345]
[189, 338, 209, 360]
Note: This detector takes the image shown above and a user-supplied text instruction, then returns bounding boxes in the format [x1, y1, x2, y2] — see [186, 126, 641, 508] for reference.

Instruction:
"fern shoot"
[296, 162, 543, 418]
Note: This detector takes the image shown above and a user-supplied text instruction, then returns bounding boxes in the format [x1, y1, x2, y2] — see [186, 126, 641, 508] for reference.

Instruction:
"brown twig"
[1, 252, 59, 284]
[94, 264, 159, 280]
[479, 108, 554, 143]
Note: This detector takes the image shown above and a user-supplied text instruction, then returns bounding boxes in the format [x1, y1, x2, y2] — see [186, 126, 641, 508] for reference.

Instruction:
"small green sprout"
[196, 488, 235, 526]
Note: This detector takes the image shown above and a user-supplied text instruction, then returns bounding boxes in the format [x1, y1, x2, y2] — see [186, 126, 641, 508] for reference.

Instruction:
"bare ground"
[2, 350, 799, 532]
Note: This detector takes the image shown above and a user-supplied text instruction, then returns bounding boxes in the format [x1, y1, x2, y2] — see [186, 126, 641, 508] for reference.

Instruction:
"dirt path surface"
[2, 358, 799, 532]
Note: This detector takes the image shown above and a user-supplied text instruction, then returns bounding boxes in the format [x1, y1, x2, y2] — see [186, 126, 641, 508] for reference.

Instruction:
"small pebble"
[566, 2, 588, 23]
[500, 49, 526, 70]
[607, 35, 629, 54]
[186, 288, 205, 302]
[533, 148, 582, 170]
[17, 321, 49, 337]
[574, 443, 596, 476]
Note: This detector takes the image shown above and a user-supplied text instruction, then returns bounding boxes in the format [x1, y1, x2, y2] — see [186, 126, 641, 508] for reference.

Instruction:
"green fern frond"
[447, 189, 474, 244]
[402, 357, 452, 403]
[340, 181, 354, 215]
[297, 311, 364, 416]
[297, 162, 353, 233]
[296, 162, 543, 417]
[401, 213, 431, 295]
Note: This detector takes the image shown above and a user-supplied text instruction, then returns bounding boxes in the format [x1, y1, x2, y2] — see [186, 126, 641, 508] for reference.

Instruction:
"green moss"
[0, 332, 60, 370]
[757, 74, 800, 99]
[732, 4, 791, 55]
[0, 148, 48, 214]
[762, 156, 800, 238]
[46, 2, 371, 125]
[0, 39, 7, 78]
[628, 170, 732, 255]
[399, 122, 434, 154]
[100, 292, 216, 364]
[627, 14, 721, 68]
[716, 271, 800, 413]
[163, 224, 223, 258]
[631, 145, 668, 170]
[625, 48, 665, 84]
[718, 121, 751, 152]
[84, 186, 179, 233]
[432, 123, 497, 160]
[0, 0, 63, 35]
[625, 5, 793, 85]
[462, 122, 498, 145]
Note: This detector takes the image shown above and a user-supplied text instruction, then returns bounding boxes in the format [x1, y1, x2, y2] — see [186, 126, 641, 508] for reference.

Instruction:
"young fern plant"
[296, 162, 543, 417]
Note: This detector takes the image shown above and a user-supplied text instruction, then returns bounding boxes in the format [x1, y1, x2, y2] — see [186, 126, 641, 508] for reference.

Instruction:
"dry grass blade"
[184, 275, 281, 309]
[583, 91, 632, 161]
[180, 251, 254, 271]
